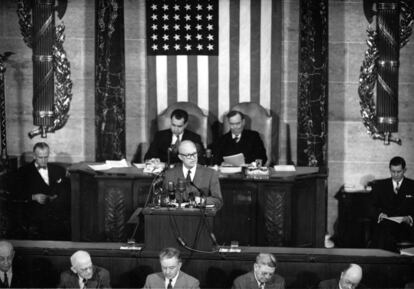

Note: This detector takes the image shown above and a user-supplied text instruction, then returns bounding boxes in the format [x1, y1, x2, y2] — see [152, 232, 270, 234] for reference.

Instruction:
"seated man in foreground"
[318, 263, 364, 289]
[371, 156, 414, 251]
[142, 109, 205, 165]
[58, 250, 111, 288]
[163, 140, 223, 210]
[213, 110, 267, 165]
[143, 247, 199, 289]
[232, 253, 285, 289]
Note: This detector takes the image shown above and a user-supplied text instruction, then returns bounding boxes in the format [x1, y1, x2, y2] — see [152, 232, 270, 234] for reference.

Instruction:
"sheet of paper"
[105, 159, 129, 168]
[88, 164, 112, 171]
[274, 165, 296, 172]
[384, 216, 404, 223]
[222, 153, 245, 166]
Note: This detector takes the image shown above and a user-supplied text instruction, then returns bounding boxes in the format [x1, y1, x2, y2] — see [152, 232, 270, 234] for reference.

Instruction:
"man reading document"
[163, 140, 223, 210]
[213, 110, 267, 166]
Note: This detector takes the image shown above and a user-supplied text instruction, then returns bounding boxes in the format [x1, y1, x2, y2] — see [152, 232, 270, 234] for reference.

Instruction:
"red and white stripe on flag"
[147, 0, 279, 124]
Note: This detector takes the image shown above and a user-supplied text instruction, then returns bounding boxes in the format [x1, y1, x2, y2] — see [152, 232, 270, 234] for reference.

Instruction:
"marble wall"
[1, 0, 414, 234]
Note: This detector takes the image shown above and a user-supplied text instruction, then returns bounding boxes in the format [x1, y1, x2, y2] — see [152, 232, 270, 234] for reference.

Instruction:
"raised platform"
[12, 240, 414, 288]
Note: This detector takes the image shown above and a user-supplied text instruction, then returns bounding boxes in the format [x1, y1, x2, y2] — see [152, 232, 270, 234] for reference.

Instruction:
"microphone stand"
[188, 181, 219, 248]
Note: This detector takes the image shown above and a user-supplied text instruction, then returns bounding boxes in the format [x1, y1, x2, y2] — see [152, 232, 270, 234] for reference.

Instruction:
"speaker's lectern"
[143, 207, 217, 251]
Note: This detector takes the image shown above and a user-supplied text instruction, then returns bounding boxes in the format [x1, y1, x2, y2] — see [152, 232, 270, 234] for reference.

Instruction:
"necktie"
[82, 278, 87, 289]
[234, 135, 240, 143]
[186, 170, 192, 182]
[259, 282, 265, 289]
[395, 181, 400, 194]
[167, 279, 173, 289]
[3, 272, 8, 288]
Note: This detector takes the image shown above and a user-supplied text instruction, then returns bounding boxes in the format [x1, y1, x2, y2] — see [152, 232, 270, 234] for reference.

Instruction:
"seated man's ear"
[71, 266, 77, 273]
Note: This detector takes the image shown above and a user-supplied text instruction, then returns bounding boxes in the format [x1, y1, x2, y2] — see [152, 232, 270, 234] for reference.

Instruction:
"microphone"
[177, 178, 185, 207]
[167, 146, 173, 167]
[168, 181, 175, 203]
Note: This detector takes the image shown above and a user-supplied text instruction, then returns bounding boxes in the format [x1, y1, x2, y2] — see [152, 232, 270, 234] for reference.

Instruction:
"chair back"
[157, 102, 209, 147]
[223, 102, 272, 164]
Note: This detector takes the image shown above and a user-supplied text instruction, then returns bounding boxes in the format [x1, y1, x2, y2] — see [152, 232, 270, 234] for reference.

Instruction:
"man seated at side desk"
[370, 156, 414, 252]
[213, 110, 267, 165]
[142, 109, 205, 165]
[163, 140, 223, 210]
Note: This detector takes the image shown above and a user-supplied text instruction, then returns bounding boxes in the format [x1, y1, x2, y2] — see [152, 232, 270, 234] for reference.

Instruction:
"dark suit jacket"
[0, 268, 26, 288]
[232, 271, 285, 289]
[143, 129, 205, 164]
[57, 266, 111, 288]
[13, 161, 71, 239]
[163, 164, 223, 209]
[371, 177, 414, 219]
[143, 271, 199, 289]
[318, 279, 366, 289]
[213, 129, 267, 165]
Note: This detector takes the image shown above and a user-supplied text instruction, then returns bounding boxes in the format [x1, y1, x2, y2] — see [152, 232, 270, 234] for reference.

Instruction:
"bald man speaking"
[163, 140, 223, 210]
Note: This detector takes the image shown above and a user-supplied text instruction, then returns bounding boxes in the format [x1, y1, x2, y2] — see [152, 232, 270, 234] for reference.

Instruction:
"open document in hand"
[222, 153, 245, 166]
[383, 216, 404, 223]
[88, 159, 129, 171]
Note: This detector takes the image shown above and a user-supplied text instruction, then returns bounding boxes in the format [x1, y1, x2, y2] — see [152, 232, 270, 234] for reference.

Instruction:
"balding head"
[178, 140, 198, 169]
[0, 241, 14, 272]
[339, 263, 363, 289]
[70, 250, 94, 279]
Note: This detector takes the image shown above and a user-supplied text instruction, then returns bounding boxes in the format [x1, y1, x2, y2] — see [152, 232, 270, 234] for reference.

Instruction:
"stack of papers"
[222, 153, 245, 166]
[88, 159, 129, 171]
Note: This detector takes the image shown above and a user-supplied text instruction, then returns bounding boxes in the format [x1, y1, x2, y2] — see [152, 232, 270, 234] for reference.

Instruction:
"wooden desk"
[69, 163, 327, 247]
[11, 240, 414, 289]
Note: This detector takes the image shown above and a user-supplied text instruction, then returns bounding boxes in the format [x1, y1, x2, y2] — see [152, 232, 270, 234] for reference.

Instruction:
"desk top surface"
[69, 162, 325, 182]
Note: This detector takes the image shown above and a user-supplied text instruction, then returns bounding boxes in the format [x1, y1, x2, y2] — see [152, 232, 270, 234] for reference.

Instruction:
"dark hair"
[33, 142, 49, 152]
[159, 247, 181, 262]
[226, 110, 245, 120]
[256, 253, 277, 268]
[171, 109, 188, 123]
[389, 156, 406, 169]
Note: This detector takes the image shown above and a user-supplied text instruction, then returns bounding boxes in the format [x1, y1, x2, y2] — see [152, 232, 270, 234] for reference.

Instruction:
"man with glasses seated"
[232, 253, 285, 289]
[163, 140, 223, 210]
[58, 250, 111, 288]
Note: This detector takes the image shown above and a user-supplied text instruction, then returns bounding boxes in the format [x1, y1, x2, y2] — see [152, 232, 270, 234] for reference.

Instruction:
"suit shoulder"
[318, 279, 338, 289]
[181, 271, 199, 283]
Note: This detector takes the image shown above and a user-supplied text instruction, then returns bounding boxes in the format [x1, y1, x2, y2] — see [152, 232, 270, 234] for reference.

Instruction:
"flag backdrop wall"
[146, 0, 281, 159]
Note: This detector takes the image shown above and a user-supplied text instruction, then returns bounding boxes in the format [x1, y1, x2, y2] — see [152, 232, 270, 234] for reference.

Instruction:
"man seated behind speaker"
[232, 253, 285, 289]
[143, 247, 199, 289]
[163, 140, 223, 210]
[212, 110, 267, 165]
[370, 156, 414, 252]
[142, 109, 205, 165]
[58, 250, 111, 288]
[318, 263, 364, 289]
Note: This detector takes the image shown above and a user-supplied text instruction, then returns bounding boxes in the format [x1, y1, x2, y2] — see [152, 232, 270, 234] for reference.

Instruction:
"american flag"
[147, 0, 281, 144]
[146, 0, 218, 55]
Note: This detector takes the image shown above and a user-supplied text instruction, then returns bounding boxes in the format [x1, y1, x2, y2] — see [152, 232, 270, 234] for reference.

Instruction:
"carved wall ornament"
[17, 0, 73, 138]
[358, 0, 414, 145]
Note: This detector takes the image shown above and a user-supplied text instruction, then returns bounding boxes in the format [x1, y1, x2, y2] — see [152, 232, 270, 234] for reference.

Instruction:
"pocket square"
[56, 178, 62, 184]
[405, 194, 413, 198]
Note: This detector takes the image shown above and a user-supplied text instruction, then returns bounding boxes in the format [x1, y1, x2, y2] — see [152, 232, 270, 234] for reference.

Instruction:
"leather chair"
[157, 101, 210, 148]
[223, 102, 272, 165]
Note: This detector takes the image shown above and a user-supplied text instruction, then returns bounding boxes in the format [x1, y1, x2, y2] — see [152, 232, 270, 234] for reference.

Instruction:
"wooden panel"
[10, 241, 414, 289]
[69, 164, 327, 247]
[215, 181, 257, 245]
